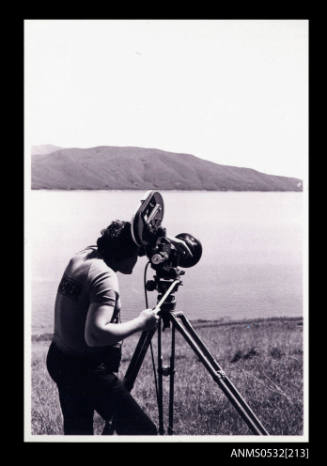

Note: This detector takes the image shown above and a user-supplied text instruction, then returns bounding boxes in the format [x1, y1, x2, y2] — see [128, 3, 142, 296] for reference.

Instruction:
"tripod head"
[146, 271, 183, 327]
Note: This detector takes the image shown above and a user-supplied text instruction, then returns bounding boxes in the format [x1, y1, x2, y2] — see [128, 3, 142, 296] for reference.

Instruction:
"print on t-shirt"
[58, 274, 82, 301]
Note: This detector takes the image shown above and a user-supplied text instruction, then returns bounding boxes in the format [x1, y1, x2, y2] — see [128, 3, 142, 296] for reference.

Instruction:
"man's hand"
[138, 308, 160, 331]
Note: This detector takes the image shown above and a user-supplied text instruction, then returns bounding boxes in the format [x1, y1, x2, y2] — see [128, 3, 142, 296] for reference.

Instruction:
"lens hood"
[175, 233, 202, 268]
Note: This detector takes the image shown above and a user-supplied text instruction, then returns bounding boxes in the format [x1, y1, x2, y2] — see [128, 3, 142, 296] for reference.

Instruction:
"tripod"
[122, 277, 269, 436]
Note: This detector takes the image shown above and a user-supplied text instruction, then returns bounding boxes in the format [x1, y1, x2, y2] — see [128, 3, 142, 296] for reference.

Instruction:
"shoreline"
[31, 188, 303, 193]
[32, 315, 303, 342]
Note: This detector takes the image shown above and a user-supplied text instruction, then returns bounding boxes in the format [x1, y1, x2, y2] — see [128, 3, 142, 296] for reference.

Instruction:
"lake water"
[27, 190, 304, 335]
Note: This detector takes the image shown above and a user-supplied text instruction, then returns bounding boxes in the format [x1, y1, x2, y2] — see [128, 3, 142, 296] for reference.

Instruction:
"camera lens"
[175, 233, 202, 268]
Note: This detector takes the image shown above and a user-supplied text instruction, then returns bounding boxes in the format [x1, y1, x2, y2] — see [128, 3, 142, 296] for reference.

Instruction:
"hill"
[31, 146, 302, 191]
[31, 144, 62, 156]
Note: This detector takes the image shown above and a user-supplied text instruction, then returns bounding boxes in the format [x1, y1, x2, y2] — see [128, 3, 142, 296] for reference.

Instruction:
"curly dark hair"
[96, 220, 139, 262]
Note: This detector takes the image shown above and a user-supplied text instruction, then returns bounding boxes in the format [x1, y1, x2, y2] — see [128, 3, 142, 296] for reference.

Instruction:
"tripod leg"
[168, 324, 176, 435]
[124, 327, 157, 391]
[175, 312, 269, 435]
[157, 320, 164, 435]
[169, 312, 268, 435]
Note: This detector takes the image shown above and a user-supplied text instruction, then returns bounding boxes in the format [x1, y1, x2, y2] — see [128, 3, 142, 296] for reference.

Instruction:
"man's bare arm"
[84, 303, 159, 347]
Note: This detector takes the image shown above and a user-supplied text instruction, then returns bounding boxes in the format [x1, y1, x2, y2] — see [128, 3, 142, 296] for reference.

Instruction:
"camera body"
[131, 191, 202, 279]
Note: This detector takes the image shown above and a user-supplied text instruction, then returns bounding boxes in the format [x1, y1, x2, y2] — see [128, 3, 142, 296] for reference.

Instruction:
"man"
[46, 219, 160, 435]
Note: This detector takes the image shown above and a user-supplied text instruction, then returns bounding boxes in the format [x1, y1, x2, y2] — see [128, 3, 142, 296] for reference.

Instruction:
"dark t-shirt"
[53, 246, 121, 357]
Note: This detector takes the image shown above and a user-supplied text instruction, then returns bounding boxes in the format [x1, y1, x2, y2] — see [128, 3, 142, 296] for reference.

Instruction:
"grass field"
[31, 317, 304, 436]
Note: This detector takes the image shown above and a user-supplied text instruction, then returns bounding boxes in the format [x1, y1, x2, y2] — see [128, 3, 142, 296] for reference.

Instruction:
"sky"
[25, 19, 308, 180]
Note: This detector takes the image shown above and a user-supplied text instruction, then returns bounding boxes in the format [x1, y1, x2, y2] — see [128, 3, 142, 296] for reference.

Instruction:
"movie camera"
[130, 191, 202, 281]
